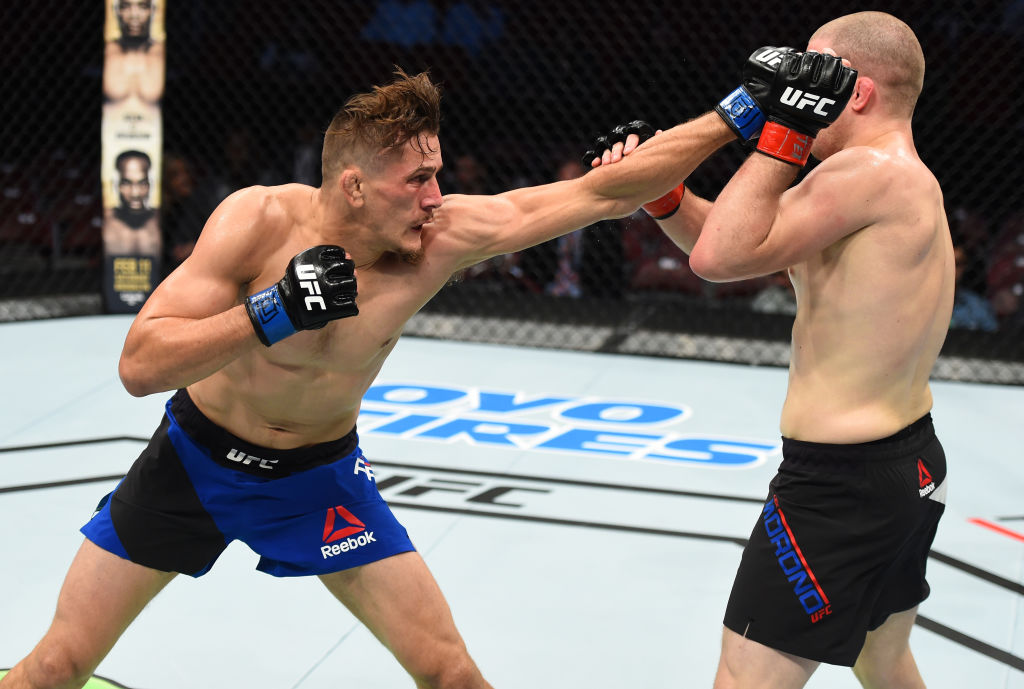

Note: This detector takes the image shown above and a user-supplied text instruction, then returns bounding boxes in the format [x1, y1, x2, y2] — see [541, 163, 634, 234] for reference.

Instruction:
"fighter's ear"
[850, 76, 875, 112]
[340, 168, 364, 207]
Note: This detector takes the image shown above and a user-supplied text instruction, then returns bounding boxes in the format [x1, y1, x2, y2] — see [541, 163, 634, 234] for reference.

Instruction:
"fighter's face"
[805, 36, 851, 161]
[117, 0, 153, 38]
[364, 135, 443, 263]
[118, 157, 151, 209]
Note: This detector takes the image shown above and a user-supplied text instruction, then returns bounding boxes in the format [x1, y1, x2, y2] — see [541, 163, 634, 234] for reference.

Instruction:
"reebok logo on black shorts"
[917, 458, 936, 497]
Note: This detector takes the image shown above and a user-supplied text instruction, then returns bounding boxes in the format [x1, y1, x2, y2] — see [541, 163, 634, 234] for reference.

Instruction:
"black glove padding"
[278, 245, 358, 329]
[713, 46, 794, 142]
[739, 46, 796, 107]
[246, 245, 358, 346]
[581, 120, 655, 168]
[746, 50, 858, 138]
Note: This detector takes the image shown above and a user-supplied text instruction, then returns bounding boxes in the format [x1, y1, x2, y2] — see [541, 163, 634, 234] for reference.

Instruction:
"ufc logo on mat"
[755, 48, 786, 68]
[780, 87, 837, 116]
[296, 264, 326, 311]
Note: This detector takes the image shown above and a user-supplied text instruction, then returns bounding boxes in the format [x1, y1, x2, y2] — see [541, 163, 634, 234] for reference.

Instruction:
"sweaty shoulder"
[204, 185, 312, 246]
[432, 193, 519, 232]
[822, 144, 936, 196]
[189, 185, 312, 283]
[812, 145, 892, 188]
[808, 144, 939, 229]
[422, 192, 520, 269]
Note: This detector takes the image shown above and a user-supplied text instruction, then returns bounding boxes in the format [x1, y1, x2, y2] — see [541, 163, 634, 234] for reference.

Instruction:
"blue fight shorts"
[81, 389, 415, 577]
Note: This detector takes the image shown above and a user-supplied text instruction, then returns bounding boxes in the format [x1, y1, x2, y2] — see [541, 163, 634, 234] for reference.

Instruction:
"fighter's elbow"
[688, 244, 731, 282]
[118, 355, 158, 397]
[690, 218, 760, 282]
[119, 371, 149, 398]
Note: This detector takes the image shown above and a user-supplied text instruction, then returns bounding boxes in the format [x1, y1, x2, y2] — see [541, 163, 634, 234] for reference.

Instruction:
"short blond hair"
[811, 12, 925, 118]
[321, 68, 442, 182]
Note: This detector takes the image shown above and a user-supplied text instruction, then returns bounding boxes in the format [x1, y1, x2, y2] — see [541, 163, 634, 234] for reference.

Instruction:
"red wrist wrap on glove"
[642, 183, 686, 220]
[756, 121, 814, 166]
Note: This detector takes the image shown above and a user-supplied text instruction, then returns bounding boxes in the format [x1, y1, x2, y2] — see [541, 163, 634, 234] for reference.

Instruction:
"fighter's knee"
[23, 642, 95, 689]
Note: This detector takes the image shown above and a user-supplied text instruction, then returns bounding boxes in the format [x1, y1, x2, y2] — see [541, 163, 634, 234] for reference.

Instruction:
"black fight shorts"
[723, 413, 947, 666]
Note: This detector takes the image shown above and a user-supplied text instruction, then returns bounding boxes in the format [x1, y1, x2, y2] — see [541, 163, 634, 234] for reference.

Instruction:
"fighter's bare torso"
[780, 140, 954, 442]
[186, 184, 464, 449]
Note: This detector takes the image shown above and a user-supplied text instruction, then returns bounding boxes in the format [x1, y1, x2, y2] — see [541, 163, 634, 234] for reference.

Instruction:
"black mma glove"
[744, 49, 857, 166]
[581, 120, 686, 220]
[581, 120, 655, 168]
[714, 46, 793, 141]
[245, 245, 358, 346]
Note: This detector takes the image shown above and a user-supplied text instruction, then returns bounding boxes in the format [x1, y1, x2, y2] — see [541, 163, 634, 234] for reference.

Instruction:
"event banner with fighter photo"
[101, 0, 165, 313]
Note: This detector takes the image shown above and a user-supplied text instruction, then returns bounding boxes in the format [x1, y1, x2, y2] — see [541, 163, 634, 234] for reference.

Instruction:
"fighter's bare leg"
[712, 626, 818, 689]
[319, 551, 492, 689]
[852, 607, 926, 689]
[1, 540, 176, 689]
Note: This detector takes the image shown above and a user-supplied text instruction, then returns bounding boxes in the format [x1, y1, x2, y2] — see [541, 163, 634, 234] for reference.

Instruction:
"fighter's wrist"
[643, 183, 686, 220]
[755, 121, 815, 167]
[245, 284, 297, 346]
[715, 87, 766, 142]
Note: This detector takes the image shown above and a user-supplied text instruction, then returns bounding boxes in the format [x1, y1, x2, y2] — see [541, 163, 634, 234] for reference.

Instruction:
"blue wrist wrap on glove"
[717, 87, 766, 141]
[246, 284, 297, 346]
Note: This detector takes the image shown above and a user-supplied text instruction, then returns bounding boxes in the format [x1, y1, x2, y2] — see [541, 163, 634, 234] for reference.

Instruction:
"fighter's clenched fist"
[246, 245, 358, 346]
[744, 48, 857, 166]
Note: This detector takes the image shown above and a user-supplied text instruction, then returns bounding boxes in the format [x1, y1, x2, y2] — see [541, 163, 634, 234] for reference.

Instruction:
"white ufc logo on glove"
[296, 264, 326, 311]
[780, 87, 836, 116]
[755, 48, 786, 68]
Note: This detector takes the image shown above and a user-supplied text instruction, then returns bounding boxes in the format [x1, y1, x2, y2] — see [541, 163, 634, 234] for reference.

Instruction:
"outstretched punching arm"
[581, 120, 711, 255]
[433, 111, 735, 272]
[579, 49, 790, 254]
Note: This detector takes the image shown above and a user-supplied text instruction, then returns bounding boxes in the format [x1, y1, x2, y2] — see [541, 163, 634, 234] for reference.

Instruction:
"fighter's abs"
[188, 362, 372, 449]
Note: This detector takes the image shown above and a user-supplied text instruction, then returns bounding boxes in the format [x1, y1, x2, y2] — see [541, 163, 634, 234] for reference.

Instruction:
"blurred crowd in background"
[1, 0, 1023, 335]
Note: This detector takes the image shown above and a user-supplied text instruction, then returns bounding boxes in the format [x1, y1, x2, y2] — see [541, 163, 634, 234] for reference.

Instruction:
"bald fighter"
[702, 19, 951, 686]
[589, 12, 949, 689]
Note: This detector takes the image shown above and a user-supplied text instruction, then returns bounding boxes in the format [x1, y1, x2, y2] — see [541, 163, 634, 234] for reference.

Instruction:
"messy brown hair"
[321, 68, 442, 183]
